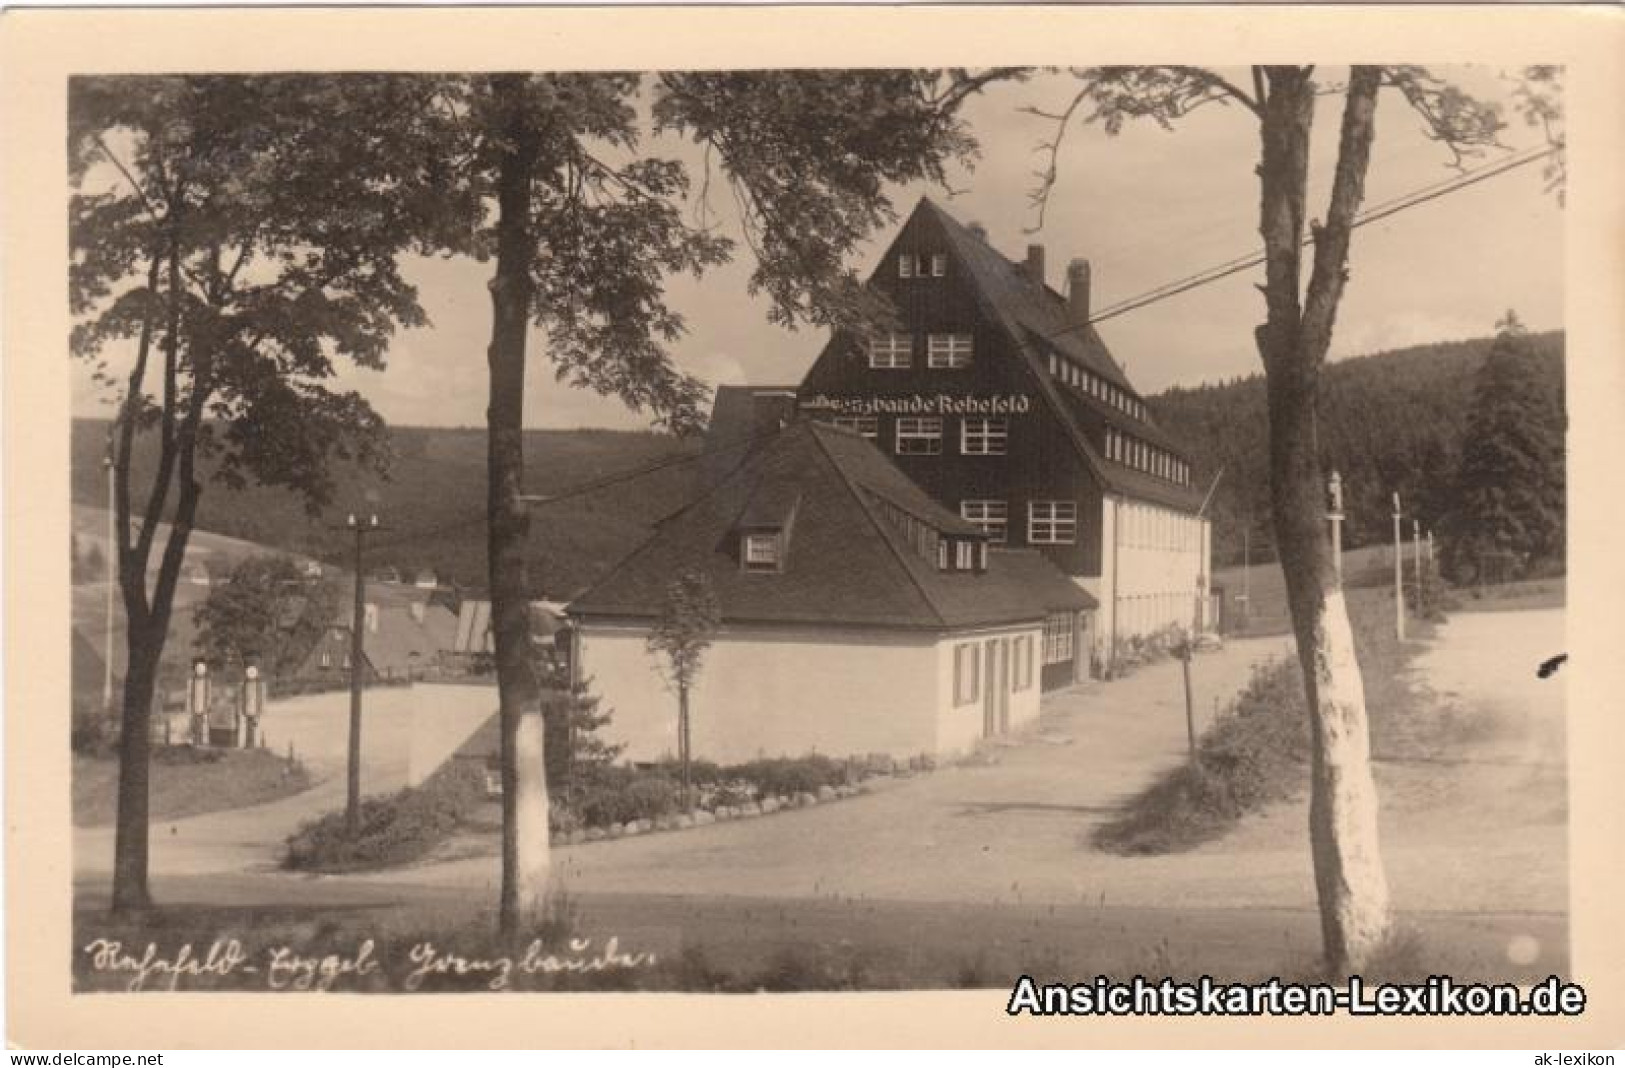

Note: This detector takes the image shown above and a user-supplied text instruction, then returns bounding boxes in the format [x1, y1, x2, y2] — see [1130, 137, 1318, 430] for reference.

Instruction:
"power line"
[1053, 145, 1558, 336]
[351, 421, 785, 555]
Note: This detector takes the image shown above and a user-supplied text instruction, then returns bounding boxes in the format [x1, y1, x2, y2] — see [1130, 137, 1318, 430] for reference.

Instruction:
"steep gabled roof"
[916, 198, 1206, 513]
[570, 421, 1094, 630]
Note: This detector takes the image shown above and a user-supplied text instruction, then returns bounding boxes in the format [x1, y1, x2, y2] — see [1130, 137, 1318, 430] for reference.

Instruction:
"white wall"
[578, 618, 1047, 764]
[933, 623, 1045, 755]
[1097, 496, 1212, 663]
[579, 622, 942, 764]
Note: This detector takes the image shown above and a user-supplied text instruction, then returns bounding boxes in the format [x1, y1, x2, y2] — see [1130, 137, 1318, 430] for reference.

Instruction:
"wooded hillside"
[1149, 330, 1565, 565]
[71, 421, 703, 600]
[73, 329, 1565, 588]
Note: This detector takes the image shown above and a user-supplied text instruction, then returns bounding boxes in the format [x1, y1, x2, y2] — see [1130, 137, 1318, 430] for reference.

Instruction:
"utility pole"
[1241, 521, 1251, 632]
[1327, 470, 1346, 586]
[338, 512, 383, 834]
[1412, 518, 1424, 595]
[1392, 492, 1406, 641]
[103, 429, 117, 720]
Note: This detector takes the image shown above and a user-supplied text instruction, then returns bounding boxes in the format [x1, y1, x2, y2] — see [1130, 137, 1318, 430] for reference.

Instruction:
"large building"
[771, 197, 1213, 671]
[569, 420, 1095, 764]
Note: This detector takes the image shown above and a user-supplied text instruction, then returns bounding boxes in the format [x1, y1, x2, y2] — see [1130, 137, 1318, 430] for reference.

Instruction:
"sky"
[72, 67, 1564, 432]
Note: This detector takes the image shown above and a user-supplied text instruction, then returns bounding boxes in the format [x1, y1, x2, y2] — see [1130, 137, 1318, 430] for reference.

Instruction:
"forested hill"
[1149, 330, 1565, 565]
[71, 422, 703, 600]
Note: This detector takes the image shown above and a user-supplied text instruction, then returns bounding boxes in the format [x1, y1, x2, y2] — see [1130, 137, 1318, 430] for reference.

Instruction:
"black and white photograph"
[6, 3, 1623, 1051]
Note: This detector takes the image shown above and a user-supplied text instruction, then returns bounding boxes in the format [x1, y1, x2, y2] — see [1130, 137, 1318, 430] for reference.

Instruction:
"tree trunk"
[1255, 66, 1392, 973]
[109, 629, 158, 914]
[678, 684, 691, 811]
[486, 74, 550, 935]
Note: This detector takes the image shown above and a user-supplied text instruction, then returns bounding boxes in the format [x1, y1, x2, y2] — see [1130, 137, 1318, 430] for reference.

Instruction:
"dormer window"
[955, 540, 975, 571]
[742, 532, 781, 572]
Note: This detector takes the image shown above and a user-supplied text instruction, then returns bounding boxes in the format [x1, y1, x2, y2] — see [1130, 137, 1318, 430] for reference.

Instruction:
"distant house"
[295, 581, 459, 684]
[448, 597, 573, 679]
[569, 420, 1095, 764]
[413, 569, 439, 590]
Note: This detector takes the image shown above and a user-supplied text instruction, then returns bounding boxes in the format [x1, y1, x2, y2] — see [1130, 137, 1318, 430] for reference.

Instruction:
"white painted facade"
[576, 619, 1046, 764]
[1084, 495, 1212, 665]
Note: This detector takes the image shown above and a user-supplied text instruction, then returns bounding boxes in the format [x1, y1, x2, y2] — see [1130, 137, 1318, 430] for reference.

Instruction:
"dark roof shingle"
[571, 421, 1094, 629]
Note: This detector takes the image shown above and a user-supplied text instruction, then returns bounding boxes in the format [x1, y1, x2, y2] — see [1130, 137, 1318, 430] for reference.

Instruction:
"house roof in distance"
[571, 420, 1095, 630]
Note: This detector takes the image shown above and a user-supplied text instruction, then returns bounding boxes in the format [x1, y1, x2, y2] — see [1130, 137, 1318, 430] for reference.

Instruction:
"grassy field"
[73, 747, 311, 828]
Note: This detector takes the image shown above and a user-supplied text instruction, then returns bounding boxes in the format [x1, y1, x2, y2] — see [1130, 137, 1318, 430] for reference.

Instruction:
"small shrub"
[1096, 657, 1307, 855]
[283, 759, 486, 872]
[730, 755, 850, 799]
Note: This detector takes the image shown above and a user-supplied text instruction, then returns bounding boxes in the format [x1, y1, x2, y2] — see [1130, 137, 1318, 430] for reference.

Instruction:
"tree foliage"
[1439, 313, 1566, 581]
[192, 554, 340, 677]
[1151, 331, 1565, 566]
[70, 74, 452, 913]
[647, 566, 721, 693]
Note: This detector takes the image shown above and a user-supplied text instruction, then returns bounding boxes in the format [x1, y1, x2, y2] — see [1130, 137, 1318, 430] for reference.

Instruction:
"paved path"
[332, 632, 1300, 906]
[74, 614, 1570, 979]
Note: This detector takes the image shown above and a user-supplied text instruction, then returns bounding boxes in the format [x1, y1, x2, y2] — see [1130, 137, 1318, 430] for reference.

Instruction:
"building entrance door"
[983, 638, 1010, 737]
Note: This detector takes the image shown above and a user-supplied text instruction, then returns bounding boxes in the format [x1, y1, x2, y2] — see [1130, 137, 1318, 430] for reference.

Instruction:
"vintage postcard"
[4, 3, 1623, 1051]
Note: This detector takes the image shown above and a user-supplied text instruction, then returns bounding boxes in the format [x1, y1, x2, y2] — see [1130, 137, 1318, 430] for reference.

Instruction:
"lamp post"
[187, 660, 210, 747]
[242, 663, 265, 749]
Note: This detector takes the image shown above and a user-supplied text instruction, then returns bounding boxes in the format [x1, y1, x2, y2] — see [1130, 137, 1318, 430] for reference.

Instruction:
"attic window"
[743, 533, 781, 572]
[930, 254, 947, 277]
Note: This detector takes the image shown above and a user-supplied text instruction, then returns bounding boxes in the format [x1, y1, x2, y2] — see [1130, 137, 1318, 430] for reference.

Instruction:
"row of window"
[867, 331, 974, 370]
[959, 499, 1078, 546]
[1047, 352, 1147, 421]
[832, 414, 1008, 457]
[899, 252, 948, 279]
[1104, 427, 1190, 485]
[869, 492, 987, 574]
[951, 634, 1038, 708]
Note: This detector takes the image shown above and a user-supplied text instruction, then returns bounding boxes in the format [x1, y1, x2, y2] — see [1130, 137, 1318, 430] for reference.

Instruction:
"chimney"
[967, 221, 988, 241]
[1066, 258, 1092, 327]
[1024, 244, 1046, 288]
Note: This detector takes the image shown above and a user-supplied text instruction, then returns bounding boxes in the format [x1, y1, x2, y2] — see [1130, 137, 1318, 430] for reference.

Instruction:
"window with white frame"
[930, 253, 948, 277]
[895, 416, 943, 455]
[831, 414, 879, 439]
[955, 540, 976, 570]
[953, 642, 980, 706]
[1013, 634, 1034, 690]
[960, 499, 1008, 543]
[743, 532, 781, 572]
[1048, 354, 1060, 377]
[898, 253, 918, 278]
[867, 332, 912, 369]
[960, 417, 1007, 456]
[927, 333, 973, 369]
[1028, 500, 1077, 544]
[1043, 613, 1075, 664]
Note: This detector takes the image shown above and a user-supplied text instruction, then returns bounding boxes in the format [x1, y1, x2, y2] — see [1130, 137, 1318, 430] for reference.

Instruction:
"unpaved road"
[75, 609, 1567, 978]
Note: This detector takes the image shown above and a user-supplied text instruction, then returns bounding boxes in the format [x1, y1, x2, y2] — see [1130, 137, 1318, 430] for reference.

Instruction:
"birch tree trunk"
[486, 74, 550, 934]
[1255, 66, 1393, 973]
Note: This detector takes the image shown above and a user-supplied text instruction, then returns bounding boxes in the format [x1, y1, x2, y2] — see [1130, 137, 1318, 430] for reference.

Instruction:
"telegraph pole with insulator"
[337, 511, 385, 834]
[1327, 470, 1346, 586]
